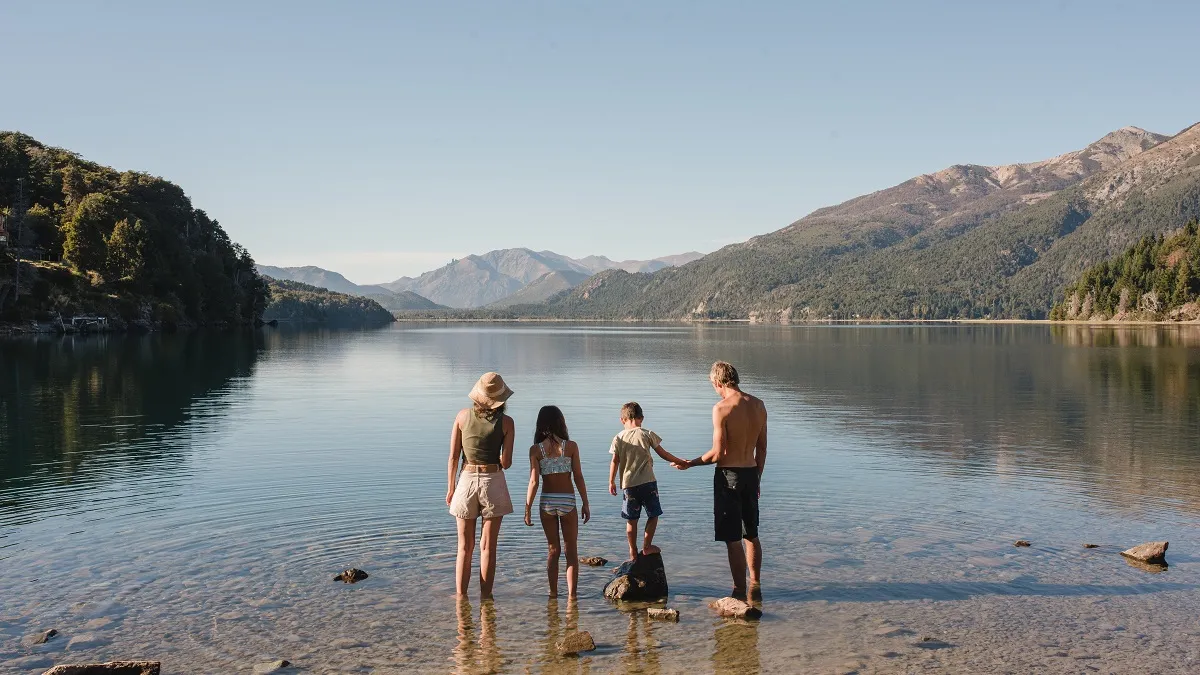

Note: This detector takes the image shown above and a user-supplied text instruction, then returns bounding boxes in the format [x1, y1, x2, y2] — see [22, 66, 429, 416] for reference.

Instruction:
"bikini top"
[538, 438, 573, 476]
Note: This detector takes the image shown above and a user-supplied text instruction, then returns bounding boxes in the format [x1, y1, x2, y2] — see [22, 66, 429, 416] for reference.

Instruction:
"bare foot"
[548, 591, 558, 598]
[730, 587, 747, 602]
[628, 549, 639, 561]
[642, 544, 661, 555]
[750, 585, 762, 602]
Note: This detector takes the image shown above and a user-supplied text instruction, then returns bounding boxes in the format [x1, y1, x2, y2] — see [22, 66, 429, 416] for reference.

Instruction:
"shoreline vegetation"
[1, 132, 269, 331]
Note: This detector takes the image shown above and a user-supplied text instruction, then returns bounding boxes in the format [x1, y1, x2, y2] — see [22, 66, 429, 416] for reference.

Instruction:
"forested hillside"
[1051, 221, 1200, 321]
[536, 123, 1200, 321]
[263, 279, 395, 326]
[0, 132, 269, 327]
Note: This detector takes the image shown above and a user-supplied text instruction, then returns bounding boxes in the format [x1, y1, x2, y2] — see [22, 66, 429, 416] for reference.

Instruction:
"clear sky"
[4, 1, 1199, 283]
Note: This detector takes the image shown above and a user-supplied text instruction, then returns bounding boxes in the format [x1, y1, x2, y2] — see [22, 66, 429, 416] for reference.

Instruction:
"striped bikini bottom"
[540, 492, 577, 516]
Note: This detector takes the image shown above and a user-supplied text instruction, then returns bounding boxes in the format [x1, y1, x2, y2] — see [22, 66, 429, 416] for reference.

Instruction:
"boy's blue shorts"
[621, 481, 663, 520]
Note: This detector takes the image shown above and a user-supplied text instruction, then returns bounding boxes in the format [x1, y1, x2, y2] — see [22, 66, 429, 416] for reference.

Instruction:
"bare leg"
[626, 519, 638, 560]
[725, 540, 748, 598]
[455, 517, 477, 597]
[540, 510, 562, 597]
[745, 537, 763, 592]
[642, 516, 660, 555]
[560, 509, 580, 597]
[479, 516, 503, 599]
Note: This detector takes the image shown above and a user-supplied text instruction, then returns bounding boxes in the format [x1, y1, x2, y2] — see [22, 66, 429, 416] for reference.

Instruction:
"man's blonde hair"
[710, 361, 740, 387]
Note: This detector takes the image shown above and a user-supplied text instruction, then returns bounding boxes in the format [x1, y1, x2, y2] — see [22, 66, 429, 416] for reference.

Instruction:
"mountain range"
[257, 265, 445, 311]
[530, 123, 1200, 320]
[260, 250, 703, 310]
[375, 249, 703, 308]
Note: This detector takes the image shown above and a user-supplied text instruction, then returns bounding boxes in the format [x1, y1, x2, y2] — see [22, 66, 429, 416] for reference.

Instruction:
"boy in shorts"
[609, 402, 687, 560]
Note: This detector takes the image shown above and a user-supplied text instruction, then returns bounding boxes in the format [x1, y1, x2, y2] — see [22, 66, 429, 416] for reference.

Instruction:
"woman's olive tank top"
[462, 410, 504, 465]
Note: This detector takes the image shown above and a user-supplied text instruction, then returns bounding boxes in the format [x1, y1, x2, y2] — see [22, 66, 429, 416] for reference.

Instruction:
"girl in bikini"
[524, 405, 591, 597]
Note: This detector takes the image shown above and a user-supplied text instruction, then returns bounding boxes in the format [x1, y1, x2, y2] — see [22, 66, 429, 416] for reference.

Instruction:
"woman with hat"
[448, 372, 516, 599]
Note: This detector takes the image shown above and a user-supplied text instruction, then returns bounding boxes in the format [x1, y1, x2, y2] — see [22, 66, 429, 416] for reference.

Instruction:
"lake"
[2, 324, 1200, 674]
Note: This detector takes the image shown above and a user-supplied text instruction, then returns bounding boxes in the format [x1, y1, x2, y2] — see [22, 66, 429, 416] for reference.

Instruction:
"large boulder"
[41, 663, 160, 675]
[1121, 541, 1168, 564]
[603, 553, 668, 601]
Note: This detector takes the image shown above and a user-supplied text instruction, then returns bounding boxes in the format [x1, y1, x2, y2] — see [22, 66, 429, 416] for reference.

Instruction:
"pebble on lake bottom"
[1014, 540, 1032, 547]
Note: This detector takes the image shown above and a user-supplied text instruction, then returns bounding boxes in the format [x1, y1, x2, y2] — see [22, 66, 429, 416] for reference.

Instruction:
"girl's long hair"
[534, 405, 569, 443]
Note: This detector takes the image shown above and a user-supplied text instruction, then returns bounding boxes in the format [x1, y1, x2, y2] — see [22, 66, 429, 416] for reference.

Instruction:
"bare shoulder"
[454, 408, 470, 425]
[503, 414, 515, 430]
[565, 439, 580, 456]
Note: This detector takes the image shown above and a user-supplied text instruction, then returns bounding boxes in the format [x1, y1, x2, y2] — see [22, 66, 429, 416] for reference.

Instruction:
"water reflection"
[453, 598, 504, 674]
[713, 618, 760, 675]
[621, 611, 662, 675]
[0, 332, 262, 519]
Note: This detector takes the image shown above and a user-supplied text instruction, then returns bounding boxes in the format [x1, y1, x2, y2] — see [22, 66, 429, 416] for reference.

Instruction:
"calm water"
[3, 324, 1200, 674]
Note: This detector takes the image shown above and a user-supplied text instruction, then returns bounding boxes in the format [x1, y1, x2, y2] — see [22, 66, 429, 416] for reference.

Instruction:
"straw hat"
[469, 372, 514, 409]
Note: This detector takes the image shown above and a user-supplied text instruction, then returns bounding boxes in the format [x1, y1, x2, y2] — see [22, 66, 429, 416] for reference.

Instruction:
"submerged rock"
[1121, 541, 1168, 564]
[65, 634, 111, 651]
[1123, 557, 1168, 574]
[1083, 543, 1099, 549]
[34, 629, 59, 645]
[333, 568, 369, 583]
[913, 637, 954, 650]
[556, 631, 596, 655]
[41, 662, 160, 675]
[252, 659, 291, 674]
[580, 556, 608, 567]
[647, 608, 679, 622]
[1014, 540, 1031, 547]
[709, 597, 762, 620]
[603, 553, 668, 601]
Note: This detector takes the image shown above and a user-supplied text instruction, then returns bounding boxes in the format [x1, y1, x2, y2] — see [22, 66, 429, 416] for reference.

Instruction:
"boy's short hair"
[710, 361, 740, 387]
[620, 402, 644, 420]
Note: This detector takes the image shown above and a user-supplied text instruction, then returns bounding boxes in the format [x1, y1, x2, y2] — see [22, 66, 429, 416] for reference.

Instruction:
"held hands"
[671, 459, 691, 470]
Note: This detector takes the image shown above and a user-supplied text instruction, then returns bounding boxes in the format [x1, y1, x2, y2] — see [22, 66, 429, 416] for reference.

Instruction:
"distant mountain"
[258, 265, 444, 311]
[574, 252, 705, 274]
[379, 248, 704, 308]
[264, 279, 395, 326]
[362, 290, 446, 311]
[538, 123, 1200, 320]
[487, 270, 591, 308]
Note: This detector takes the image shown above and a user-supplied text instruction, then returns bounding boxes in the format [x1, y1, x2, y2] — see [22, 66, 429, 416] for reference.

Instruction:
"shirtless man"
[676, 361, 768, 600]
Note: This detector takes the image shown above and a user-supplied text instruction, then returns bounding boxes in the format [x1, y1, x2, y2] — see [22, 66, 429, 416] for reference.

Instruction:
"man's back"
[715, 391, 767, 468]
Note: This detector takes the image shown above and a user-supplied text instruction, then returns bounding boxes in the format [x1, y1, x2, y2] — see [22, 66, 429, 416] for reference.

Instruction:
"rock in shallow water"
[580, 556, 607, 567]
[556, 631, 596, 655]
[603, 553, 668, 601]
[333, 568, 369, 583]
[1121, 541, 1168, 564]
[709, 597, 762, 620]
[252, 659, 291, 673]
[647, 608, 679, 622]
[1014, 540, 1032, 547]
[34, 629, 59, 645]
[41, 662, 160, 675]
